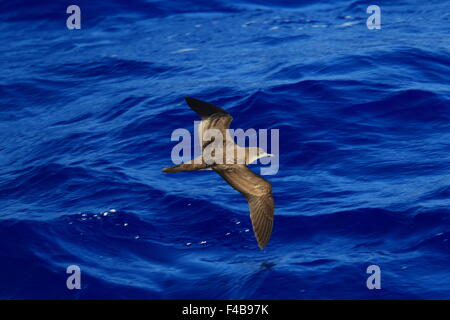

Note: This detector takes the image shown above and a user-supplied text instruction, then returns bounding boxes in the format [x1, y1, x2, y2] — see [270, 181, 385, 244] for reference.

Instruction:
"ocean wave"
[1, 0, 449, 299]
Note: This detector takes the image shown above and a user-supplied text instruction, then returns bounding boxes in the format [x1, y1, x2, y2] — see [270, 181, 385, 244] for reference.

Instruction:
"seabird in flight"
[163, 97, 274, 249]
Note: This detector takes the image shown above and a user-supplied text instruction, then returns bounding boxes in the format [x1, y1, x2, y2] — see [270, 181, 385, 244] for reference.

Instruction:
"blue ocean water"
[1, 0, 450, 299]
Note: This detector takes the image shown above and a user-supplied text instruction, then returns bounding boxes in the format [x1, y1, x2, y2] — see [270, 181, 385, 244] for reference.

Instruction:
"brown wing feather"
[213, 164, 274, 249]
[185, 97, 233, 149]
[199, 113, 233, 149]
[248, 194, 274, 249]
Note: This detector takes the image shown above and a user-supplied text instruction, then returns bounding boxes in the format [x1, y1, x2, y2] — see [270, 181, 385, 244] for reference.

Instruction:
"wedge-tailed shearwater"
[163, 97, 274, 249]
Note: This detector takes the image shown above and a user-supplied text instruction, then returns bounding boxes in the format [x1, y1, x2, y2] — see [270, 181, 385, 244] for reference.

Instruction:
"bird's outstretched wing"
[185, 97, 233, 149]
[213, 164, 274, 249]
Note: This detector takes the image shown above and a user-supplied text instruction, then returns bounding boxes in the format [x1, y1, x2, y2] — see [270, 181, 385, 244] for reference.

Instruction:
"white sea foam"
[171, 48, 197, 54]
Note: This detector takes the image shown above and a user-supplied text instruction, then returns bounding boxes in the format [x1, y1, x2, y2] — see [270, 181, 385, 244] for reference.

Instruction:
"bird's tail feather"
[162, 162, 207, 173]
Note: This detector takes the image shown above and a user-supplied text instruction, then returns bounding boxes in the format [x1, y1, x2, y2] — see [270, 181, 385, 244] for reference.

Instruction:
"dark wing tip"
[184, 97, 229, 118]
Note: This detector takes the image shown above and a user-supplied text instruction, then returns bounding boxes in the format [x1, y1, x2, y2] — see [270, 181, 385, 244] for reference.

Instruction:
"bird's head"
[247, 147, 274, 164]
[257, 147, 275, 159]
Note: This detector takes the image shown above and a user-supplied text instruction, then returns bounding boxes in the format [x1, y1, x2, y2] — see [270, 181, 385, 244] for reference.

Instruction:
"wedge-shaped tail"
[162, 162, 207, 173]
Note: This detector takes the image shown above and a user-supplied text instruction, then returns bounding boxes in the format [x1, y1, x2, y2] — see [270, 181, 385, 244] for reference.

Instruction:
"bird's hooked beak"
[263, 153, 275, 158]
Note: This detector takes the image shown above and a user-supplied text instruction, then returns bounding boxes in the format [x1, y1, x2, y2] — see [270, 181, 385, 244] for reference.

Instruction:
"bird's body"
[163, 97, 274, 249]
